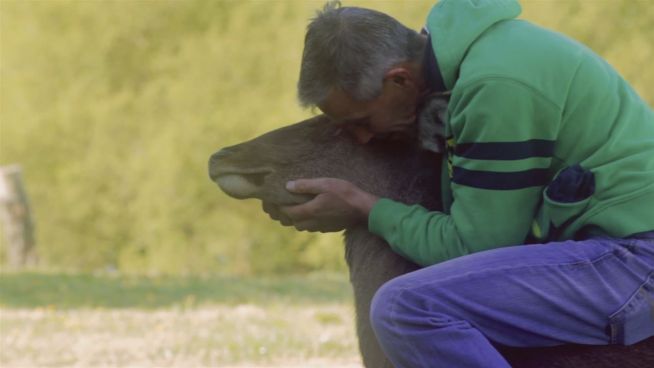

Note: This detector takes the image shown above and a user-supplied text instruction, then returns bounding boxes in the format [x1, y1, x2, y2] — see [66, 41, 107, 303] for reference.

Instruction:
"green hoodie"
[368, 0, 654, 266]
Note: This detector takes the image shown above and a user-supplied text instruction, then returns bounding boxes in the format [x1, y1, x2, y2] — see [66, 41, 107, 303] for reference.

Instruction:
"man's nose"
[349, 126, 375, 144]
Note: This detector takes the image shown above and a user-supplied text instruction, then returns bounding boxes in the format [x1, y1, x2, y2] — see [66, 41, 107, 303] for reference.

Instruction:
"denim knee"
[371, 277, 448, 329]
[370, 277, 407, 335]
[371, 274, 474, 334]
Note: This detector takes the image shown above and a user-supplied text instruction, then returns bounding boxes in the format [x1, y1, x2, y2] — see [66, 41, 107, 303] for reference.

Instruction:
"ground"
[0, 272, 363, 367]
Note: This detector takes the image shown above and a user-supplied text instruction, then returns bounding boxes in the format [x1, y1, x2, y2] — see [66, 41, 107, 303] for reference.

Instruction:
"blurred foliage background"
[1, 0, 652, 276]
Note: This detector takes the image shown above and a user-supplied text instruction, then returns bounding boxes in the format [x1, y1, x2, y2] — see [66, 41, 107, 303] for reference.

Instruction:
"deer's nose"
[209, 148, 235, 181]
[211, 146, 238, 160]
[208, 146, 273, 185]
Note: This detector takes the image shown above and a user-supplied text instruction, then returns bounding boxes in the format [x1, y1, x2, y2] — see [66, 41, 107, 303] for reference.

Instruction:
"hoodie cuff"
[368, 198, 410, 239]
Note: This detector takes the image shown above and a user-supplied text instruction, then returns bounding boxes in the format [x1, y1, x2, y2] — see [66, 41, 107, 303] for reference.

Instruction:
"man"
[265, 1, 654, 367]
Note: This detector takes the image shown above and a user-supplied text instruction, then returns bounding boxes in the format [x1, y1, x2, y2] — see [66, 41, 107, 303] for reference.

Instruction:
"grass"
[0, 272, 362, 367]
[0, 271, 353, 309]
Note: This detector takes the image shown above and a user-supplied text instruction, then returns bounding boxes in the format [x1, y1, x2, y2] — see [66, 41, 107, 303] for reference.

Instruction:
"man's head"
[298, 1, 428, 144]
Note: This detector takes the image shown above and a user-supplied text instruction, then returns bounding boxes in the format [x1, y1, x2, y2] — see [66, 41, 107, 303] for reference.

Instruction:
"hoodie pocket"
[608, 272, 654, 345]
[533, 164, 595, 241]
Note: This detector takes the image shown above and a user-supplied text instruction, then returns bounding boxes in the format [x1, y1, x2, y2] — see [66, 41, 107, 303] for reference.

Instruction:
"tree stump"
[0, 164, 36, 267]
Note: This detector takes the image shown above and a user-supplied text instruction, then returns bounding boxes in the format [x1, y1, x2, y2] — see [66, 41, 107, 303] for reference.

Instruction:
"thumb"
[286, 178, 329, 194]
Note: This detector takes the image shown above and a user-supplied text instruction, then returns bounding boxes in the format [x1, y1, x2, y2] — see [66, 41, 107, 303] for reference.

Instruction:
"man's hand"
[262, 201, 294, 226]
[267, 178, 379, 232]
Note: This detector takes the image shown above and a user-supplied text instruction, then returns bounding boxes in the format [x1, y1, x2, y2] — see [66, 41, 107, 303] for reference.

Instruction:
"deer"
[209, 114, 654, 368]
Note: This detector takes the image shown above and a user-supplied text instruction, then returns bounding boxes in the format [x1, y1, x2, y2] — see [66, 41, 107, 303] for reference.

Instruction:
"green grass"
[0, 271, 352, 309]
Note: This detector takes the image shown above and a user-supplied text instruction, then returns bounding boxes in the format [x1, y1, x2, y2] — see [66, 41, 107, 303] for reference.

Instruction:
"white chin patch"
[216, 175, 259, 199]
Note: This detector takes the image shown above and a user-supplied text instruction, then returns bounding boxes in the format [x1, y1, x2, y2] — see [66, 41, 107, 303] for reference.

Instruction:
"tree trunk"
[0, 164, 36, 268]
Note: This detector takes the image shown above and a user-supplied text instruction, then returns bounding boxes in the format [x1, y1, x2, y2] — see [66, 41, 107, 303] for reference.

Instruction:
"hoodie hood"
[425, 0, 522, 89]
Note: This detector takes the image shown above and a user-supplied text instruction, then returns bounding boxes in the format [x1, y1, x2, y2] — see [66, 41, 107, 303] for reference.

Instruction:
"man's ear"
[384, 67, 415, 89]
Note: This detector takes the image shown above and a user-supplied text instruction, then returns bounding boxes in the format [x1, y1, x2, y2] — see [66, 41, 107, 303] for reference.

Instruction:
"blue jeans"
[370, 232, 654, 368]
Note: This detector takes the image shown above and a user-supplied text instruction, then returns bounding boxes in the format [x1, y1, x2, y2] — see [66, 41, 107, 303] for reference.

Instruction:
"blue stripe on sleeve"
[452, 167, 550, 190]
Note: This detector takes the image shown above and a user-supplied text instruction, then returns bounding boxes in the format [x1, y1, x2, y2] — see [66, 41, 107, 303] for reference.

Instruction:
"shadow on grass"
[0, 272, 352, 309]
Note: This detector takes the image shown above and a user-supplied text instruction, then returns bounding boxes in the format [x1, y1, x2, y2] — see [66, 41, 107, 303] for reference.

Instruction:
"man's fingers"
[262, 201, 293, 226]
[293, 221, 311, 232]
[294, 220, 342, 233]
[262, 202, 278, 219]
[280, 198, 320, 221]
[294, 220, 322, 232]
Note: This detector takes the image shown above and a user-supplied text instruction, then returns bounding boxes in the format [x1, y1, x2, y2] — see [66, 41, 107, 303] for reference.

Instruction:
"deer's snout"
[208, 147, 276, 199]
[208, 148, 235, 181]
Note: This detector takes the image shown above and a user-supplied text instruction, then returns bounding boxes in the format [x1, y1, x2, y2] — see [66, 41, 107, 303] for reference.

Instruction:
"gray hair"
[298, 1, 425, 108]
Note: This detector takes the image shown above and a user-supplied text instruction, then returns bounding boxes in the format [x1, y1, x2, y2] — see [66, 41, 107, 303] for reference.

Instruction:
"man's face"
[318, 72, 422, 144]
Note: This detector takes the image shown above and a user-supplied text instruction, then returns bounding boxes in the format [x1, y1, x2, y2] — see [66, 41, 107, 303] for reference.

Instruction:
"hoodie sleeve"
[368, 78, 562, 266]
